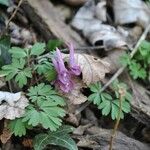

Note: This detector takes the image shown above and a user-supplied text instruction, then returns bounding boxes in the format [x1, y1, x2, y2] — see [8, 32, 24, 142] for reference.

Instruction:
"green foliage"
[8, 83, 66, 136]
[9, 47, 28, 58]
[0, 0, 9, 6]
[23, 83, 66, 131]
[0, 58, 32, 87]
[30, 43, 46, 56]
[0, 42, 47, 87]
[33, 125, 78, 150]
[47, 39, 63, 51]
[35, 58, 57, 81]
[120, 40, 150, 80]
[9, 118, 30, 137]
[0, 36, 11, 66]
[88, 81, 131, 120]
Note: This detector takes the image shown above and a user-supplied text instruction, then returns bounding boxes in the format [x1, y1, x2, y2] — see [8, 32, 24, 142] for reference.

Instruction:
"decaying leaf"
[0, 127, 12, 144]
[71, 0, 99, 31]
[95, 1, 107, 22]
[83, 24, 127, 50]
[62, 78, 87, 105]
[75, 54, 110, 85]
[71, 0, 127, 50]
[66, 113, 80, 126]
[64, 53, 110, 85]
[0, 91, 28, 120]
[113, 0, 150, 28]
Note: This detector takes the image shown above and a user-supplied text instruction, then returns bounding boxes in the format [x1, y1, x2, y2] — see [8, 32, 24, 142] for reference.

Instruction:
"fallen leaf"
[0, 92, 28, 120]
[66, 113, 80, 126]
[72, 1, 127, 50]
[75, 54, 110, 85]
[113, 0, 150, 28]
[22, 138, 33, 148]
[62, 78, 87, 105]
[71, 0, 101, 31]
[64, 54, 110, 85]
[0, 127, 12, 144]
[95, 1, 107, 22]
[83, 24, 127, 50]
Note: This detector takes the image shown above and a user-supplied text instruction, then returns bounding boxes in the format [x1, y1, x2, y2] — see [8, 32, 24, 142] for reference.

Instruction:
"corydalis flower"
[52, 48, 73, 93]
[68, 43, 81, 76]
[52, 44, 81, 93]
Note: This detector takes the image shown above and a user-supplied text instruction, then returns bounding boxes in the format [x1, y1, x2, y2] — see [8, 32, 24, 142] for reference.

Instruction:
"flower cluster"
[52, 43, 81, 93]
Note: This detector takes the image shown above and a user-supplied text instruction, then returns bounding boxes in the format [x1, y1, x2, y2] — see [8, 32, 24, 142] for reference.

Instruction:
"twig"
[37, 45, 104, 60]
[75, 24, 150, 115]
[109, 93, 122, 150]
[2, 0, 23, 35]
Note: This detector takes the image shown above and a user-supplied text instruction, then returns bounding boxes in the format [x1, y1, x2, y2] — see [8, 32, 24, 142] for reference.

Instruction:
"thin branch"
[37, 45, 104, 60]
[75, 24, 150, 115]
[109, 93, 122, 150]
[2, 0, 23, 35]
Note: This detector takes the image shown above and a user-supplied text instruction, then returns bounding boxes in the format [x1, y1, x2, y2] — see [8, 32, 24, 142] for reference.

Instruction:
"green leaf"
[89, 82, 102, 92]
[0, 0, 9, 6]
[120, 53, 131, 66]
[33, 125, 77, 150]
[25, 84, 66, 131]
[47, 39, 63, 51]
[9, 47, 27, 58]
[98, 100, 111, 116]
[9, 118, 28, 137]
[129, 61, 147, 79]
[44, 68, 57, 81]
[88, 93, 101, 105]
[30, 43, 46, 56]
[0, 36, 11, 66]
[111, 102, 124, 120]
[15, 72, 27, 88]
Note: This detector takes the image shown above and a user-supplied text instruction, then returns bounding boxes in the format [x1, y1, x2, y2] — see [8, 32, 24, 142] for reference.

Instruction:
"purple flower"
[52, 48, 73, 93]
[52, 44, 81, 93]
[68, 43, 81, 76]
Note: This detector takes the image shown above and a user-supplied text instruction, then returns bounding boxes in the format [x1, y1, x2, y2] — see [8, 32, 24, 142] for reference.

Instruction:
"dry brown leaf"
[114, 0, 150, 28]
[74, 54, 110, 85]
[0, 127, 12, 144]
[66, 113, 80, 126]
[62, 78, 87, 105]
[0, 92, 28, 120]
[64, 54, 110, 85]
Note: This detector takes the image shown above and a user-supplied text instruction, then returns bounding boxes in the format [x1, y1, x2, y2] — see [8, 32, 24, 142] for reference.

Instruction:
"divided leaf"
[88, 82, 131, 120]
[30, 43, 46, 56]
[33, 125, 77, 150]
[25, 83, 66, 131]
[9, 47, 27, 58]
[9, 118, 29, 137]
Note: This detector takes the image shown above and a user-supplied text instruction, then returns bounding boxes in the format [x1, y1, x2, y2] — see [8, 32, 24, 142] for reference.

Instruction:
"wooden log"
[76, 126, 150, 150]
[22, 0, 87, 48]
